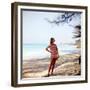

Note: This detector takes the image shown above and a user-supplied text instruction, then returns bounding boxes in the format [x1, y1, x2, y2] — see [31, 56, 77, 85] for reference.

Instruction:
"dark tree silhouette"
[73, 25, 81, 48]
[74, 25, 81, 64]
[73, 25, 81, 38]
[45, 12, 81, 25]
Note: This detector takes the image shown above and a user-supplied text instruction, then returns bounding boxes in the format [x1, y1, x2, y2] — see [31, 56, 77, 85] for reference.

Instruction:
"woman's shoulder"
[50, 44, 57, 47]
[53, 43, 57, 46]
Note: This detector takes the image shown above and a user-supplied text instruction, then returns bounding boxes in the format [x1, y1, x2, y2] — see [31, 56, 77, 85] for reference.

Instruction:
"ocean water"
[23, 43, 80, 60]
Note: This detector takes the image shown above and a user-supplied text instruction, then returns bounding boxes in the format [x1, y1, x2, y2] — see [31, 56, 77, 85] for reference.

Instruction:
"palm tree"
[73, 25, 81, 48]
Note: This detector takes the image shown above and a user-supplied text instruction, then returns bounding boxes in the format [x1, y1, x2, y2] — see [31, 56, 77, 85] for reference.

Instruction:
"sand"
[22, 54, 81, 78]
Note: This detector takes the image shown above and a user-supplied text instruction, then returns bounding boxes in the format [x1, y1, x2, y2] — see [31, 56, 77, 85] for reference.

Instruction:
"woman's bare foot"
[51, 72, 54, 75]
[44, 74, 50, 77]
[48, 73, 50, 76]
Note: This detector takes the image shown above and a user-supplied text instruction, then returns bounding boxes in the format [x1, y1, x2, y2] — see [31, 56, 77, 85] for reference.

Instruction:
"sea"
[23, 43, 80, 60]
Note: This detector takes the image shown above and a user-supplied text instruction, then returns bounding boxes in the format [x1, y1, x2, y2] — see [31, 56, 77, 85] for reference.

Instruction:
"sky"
[22, 10, 81, 44]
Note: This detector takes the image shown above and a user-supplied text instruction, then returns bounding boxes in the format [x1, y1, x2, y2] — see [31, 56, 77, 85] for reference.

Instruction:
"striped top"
[49, 44, 59, 59]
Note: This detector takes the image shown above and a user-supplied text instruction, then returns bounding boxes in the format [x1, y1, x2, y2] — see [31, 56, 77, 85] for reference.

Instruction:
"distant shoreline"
[23, 52, 80, 61]
[23, 43, 80, 60]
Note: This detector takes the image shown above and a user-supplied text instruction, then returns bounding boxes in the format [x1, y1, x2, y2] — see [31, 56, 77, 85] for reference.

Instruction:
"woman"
[46, 38, 59, 76]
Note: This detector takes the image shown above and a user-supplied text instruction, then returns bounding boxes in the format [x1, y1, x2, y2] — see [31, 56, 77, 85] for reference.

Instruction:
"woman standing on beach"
[46, 38, 59, 76]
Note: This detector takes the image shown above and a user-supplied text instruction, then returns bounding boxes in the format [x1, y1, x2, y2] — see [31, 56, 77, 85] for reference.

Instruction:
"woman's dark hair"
[50, 37, 55, 44]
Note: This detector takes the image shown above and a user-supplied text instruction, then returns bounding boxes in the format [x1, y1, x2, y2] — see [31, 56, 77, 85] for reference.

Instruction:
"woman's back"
[49, 44, 58, 58]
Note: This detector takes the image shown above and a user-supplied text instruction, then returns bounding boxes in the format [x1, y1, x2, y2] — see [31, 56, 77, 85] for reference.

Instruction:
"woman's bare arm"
[46, 46, 51, 53]
[56, 45, 58, 52]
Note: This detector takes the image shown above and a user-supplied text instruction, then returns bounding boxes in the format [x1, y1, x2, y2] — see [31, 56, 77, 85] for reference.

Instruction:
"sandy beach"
[22, 54, 81, 78]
